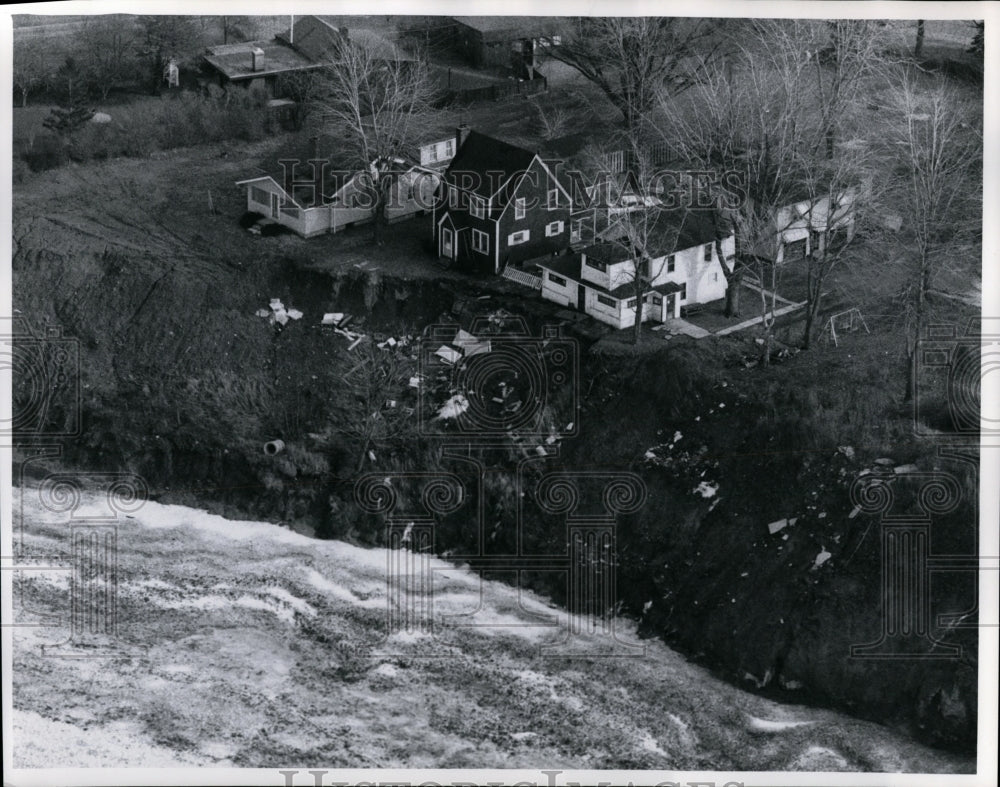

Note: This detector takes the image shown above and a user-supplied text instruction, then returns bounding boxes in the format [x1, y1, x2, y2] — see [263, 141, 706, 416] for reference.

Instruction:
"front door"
[270, 193, 280, 219]
[441, 227, 454, 259]
[577, 284, 586, 310]
[666, 293, 676, 320]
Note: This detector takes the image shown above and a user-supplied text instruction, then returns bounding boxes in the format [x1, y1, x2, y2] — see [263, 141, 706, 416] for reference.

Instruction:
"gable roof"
[276, 15, 344, 62]
[597, 209, 726, 261]
[445, 130, 537, 200]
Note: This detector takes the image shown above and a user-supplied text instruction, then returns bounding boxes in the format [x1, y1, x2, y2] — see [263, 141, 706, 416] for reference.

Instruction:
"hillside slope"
[10, 486, 972, 772]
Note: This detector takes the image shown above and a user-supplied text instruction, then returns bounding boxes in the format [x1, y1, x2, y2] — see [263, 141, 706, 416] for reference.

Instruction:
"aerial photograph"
[2, 5, 994, 786]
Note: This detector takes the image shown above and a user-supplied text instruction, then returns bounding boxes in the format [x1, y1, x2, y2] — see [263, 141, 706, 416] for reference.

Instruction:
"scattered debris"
[453, 328, 491, 357]
[894, 464, 919, 474]
[848, 505, 862, 519]
[437, 394, 469, 420]
[408, 376, 422, 389]
[814, 549, 832, 568]
[257, 298, 303, 328]
[874, 458, 893, 466]
[693, 481, 719, 498]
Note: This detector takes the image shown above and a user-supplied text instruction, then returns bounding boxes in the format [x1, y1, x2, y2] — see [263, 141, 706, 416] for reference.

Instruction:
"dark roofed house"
[451, 16, 562, 77]
[432, 127, 572, 274]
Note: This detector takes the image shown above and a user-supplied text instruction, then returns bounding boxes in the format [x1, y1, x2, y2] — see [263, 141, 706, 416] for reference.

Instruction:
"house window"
[571, 218, 584, 242]
[652, 294, 663, 307]
[680, 283, 687, 300]
[251, 186, 270, 206]
[472, 229, 489, 254]
[704, 244, 713, 261]
[584, 258, 607, 272]
[470, 196, 486, 219]
[547, 188, 560, 209]
[508, 230, 530, 245]
[428, 146, 438, 162]
[713, 272, 718, 282]
[626, 298, 638, 309]
[548, 272, 567, 287]
[445, 139, 454, 157]
[515, 198, 526, 220]
[667, 254, 675, 273]
[596, 294, 617, 308]
[545, 221, 564, 237]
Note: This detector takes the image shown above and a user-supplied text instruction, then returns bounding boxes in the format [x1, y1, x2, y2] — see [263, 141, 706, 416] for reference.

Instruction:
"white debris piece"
[437, 394, 469, 420]
[643, 600, 653, 613]
[768, 518, 791, 535]
[814, 549, 832, 567]
[838, 445, 855, 459]
[368, 450, 377, 462]
[408, 376, 422, 389]
[270, 298, 284, 311]
[673, 431, 682, 443]
[848, 505, 862, 519]
[693, 481, 718, 498]
[255, 309, 270, 318]
[435, 345, 462, 365]
[322, 312, 344, 326]
[874, 457, 893, 466]
[286, 309, 303, 321]
[273, 311, 290, 326]
[894, 464, 919, 474]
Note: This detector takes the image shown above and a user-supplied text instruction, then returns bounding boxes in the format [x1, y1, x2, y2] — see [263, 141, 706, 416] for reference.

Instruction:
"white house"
[236, 161, 440, 238]
[770, 186, 858, 265]
[536, 212, 734, 331]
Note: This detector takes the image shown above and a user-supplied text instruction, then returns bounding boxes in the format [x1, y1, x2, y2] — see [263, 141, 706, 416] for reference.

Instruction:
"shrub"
[21, 133, 66, 171]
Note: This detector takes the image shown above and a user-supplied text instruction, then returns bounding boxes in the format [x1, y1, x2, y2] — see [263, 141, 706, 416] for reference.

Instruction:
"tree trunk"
[21, 89, 28, 108]
[915, 20, 925, 59]
[724, 268, 742, 317]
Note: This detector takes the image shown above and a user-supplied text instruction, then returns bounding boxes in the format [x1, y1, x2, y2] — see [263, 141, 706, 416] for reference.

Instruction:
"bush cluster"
[20, 88, 276, 172]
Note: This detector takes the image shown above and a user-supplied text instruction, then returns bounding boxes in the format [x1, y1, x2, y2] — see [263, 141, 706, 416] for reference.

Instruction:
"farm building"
[450, 16, 561, 76]
[536, 212, 734, 331]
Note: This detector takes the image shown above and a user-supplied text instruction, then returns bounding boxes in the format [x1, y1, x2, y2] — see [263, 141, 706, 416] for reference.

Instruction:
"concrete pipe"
[263, 439, 286, 456]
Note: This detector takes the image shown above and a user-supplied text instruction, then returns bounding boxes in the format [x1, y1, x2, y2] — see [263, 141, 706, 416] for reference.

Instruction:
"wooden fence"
[501, 265, 543, 290]
[601, 141, 678, 173]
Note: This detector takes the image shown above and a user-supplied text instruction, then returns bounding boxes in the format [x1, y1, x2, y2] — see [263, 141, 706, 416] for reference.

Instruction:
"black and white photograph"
[2, 2, 997, 785]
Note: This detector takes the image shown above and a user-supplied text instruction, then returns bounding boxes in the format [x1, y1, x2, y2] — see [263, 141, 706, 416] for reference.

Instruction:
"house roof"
[446, 130, 537, 200]
[598, 209, 724, 260]
[203, 40, 320, 81]
[276, 16, 413, 63]
[451, 16, 562, 42]
[276, 15, 344, 63]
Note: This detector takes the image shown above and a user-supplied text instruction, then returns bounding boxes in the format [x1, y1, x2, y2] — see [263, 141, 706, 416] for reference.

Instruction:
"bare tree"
[879, 72, 982, 400]
[12, 39, 50, 108]
[541, 17, 722, 130]
[656, 31, 813, 323]
[316, 33, 438, 245]
[77, 15, 139, 100]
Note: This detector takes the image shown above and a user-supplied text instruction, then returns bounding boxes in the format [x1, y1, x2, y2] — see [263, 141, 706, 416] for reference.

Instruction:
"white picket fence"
[501, 265, 542, 290]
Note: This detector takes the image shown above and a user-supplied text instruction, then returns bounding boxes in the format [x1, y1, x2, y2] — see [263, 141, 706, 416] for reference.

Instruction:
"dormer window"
[470, 196, 486, 219]
[547, 188, 560, 209]
[515, 198, 526, 220]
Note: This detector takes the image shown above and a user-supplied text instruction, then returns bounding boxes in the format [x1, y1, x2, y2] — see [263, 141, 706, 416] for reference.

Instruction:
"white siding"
[540, 271, 575, 308]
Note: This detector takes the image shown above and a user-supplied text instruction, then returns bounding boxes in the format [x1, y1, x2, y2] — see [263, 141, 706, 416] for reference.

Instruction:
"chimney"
[455, 124, 471, 151]
[251, 46, 265, 73]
